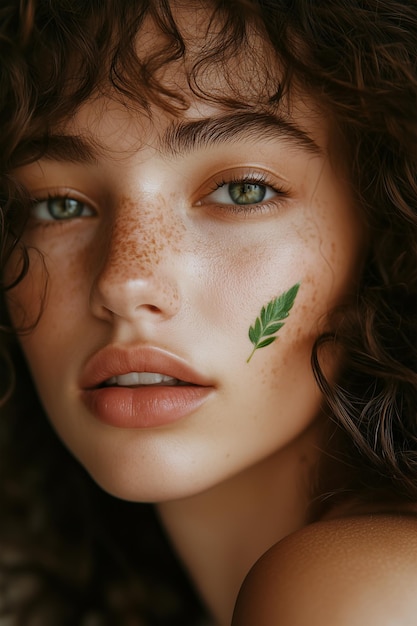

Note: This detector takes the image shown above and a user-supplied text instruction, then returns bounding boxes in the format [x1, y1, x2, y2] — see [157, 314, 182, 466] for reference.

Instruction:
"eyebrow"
[161, 111, 323, 156]
[15, 134, 102, 166]
[17, 110, 322, 166]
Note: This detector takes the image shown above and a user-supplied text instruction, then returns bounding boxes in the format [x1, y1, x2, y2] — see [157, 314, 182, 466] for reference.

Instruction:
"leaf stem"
[246, 347, 257, 364]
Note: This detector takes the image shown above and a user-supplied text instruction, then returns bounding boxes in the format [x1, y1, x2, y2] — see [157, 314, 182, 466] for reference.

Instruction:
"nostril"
[134, 303, 165, 315]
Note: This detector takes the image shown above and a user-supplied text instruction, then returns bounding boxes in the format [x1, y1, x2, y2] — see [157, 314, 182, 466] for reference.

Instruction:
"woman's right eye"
[31, 197, 95, 221]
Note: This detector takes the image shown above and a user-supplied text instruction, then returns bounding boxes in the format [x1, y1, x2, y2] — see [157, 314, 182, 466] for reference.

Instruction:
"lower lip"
[81, 385, 213, 429]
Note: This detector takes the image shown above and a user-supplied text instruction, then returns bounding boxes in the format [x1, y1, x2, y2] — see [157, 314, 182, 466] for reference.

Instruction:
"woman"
[1, 1, 416, 624]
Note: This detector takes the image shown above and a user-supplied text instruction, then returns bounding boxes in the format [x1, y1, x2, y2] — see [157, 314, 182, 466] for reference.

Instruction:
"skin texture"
[3, 10, 395, 625]
[232, 515, 417, 626]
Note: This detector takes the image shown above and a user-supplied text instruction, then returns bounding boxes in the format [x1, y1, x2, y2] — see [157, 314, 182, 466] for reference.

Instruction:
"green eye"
[31, 197, 94, 221]
[201, 177, 278, 210]
[228, 183, 267, 205]
[47, 197, 86, 219]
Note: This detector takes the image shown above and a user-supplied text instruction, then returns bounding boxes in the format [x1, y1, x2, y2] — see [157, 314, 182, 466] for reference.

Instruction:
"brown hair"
[0, 0, 416, 622]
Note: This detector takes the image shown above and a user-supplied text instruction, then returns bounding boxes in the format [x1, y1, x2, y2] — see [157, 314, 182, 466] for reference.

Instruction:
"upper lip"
[80, 345, 214, 390]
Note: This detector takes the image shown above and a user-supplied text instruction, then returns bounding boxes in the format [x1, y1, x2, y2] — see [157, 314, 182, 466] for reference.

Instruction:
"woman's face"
[5, 17, 363, 502]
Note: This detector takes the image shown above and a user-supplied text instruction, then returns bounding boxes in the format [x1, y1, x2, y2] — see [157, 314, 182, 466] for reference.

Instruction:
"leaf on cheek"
[246, 282, 300, 363]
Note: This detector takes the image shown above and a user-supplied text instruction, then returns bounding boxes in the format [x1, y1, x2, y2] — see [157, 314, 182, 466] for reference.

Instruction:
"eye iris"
[47, 198, 83, 219]
[229, 182, 266, 205]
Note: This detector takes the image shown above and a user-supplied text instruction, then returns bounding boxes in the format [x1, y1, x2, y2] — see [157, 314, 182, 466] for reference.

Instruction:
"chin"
[78, 452, 219, 504]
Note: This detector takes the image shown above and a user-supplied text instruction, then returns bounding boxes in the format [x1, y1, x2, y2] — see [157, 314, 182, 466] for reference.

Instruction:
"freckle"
[270, 365, 280, 378]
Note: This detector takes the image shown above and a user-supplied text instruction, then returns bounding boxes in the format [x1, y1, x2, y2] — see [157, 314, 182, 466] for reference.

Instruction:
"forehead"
[58, 9, 329, 159]
[19, 1, 334, 168]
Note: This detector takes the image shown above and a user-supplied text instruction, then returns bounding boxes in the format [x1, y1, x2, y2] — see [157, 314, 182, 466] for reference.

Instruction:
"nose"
[89, 202, 181, 324]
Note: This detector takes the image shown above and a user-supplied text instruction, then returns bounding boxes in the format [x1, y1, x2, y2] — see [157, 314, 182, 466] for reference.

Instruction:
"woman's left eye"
[200, 178, 283, 210]
[31, 197, 94, 221]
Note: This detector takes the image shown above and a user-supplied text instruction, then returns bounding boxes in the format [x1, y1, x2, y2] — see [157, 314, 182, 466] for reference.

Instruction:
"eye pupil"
[47, 197, 83, 219]
[229, 182, 266, 205]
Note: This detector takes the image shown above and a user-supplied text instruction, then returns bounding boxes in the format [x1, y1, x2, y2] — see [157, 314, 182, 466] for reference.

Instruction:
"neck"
[157, 419, 323, 626]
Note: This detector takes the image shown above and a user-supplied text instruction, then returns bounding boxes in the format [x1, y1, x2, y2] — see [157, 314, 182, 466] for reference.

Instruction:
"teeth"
[105, 372, 181, 387]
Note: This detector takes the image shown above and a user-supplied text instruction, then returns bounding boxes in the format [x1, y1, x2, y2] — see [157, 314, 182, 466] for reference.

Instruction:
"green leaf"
[256, 337, 277, 349]
[246, 282, 300, 363]
[248, 325, 257, 343]
[263, 321, 284, 336]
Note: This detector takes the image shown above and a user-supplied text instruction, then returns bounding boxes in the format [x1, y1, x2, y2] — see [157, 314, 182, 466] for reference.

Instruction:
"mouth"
[80, 345, 214, 429]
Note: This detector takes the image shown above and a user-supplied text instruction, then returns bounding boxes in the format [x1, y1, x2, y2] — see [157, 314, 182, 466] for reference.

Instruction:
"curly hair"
[0, 0, 416, 623]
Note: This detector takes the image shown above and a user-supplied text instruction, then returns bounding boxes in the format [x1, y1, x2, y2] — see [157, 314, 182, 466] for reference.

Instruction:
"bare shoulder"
[232, 514, 417, 626]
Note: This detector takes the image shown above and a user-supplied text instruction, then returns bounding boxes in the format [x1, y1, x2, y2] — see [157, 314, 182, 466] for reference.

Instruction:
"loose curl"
[0, 0, 416, 623]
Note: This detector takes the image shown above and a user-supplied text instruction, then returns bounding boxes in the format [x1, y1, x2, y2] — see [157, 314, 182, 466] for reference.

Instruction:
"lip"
[80, 345, 214, 429]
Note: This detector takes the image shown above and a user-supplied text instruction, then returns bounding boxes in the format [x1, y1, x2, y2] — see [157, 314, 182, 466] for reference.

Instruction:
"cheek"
[187, 196, 361, 379]
[4, 249, 49, 332]
[4, 234, 92, 378]
[191, 225, 341, 336]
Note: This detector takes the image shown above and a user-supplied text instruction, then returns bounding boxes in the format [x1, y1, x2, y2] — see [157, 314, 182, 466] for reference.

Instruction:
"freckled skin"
[86, 194, 185, 323]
